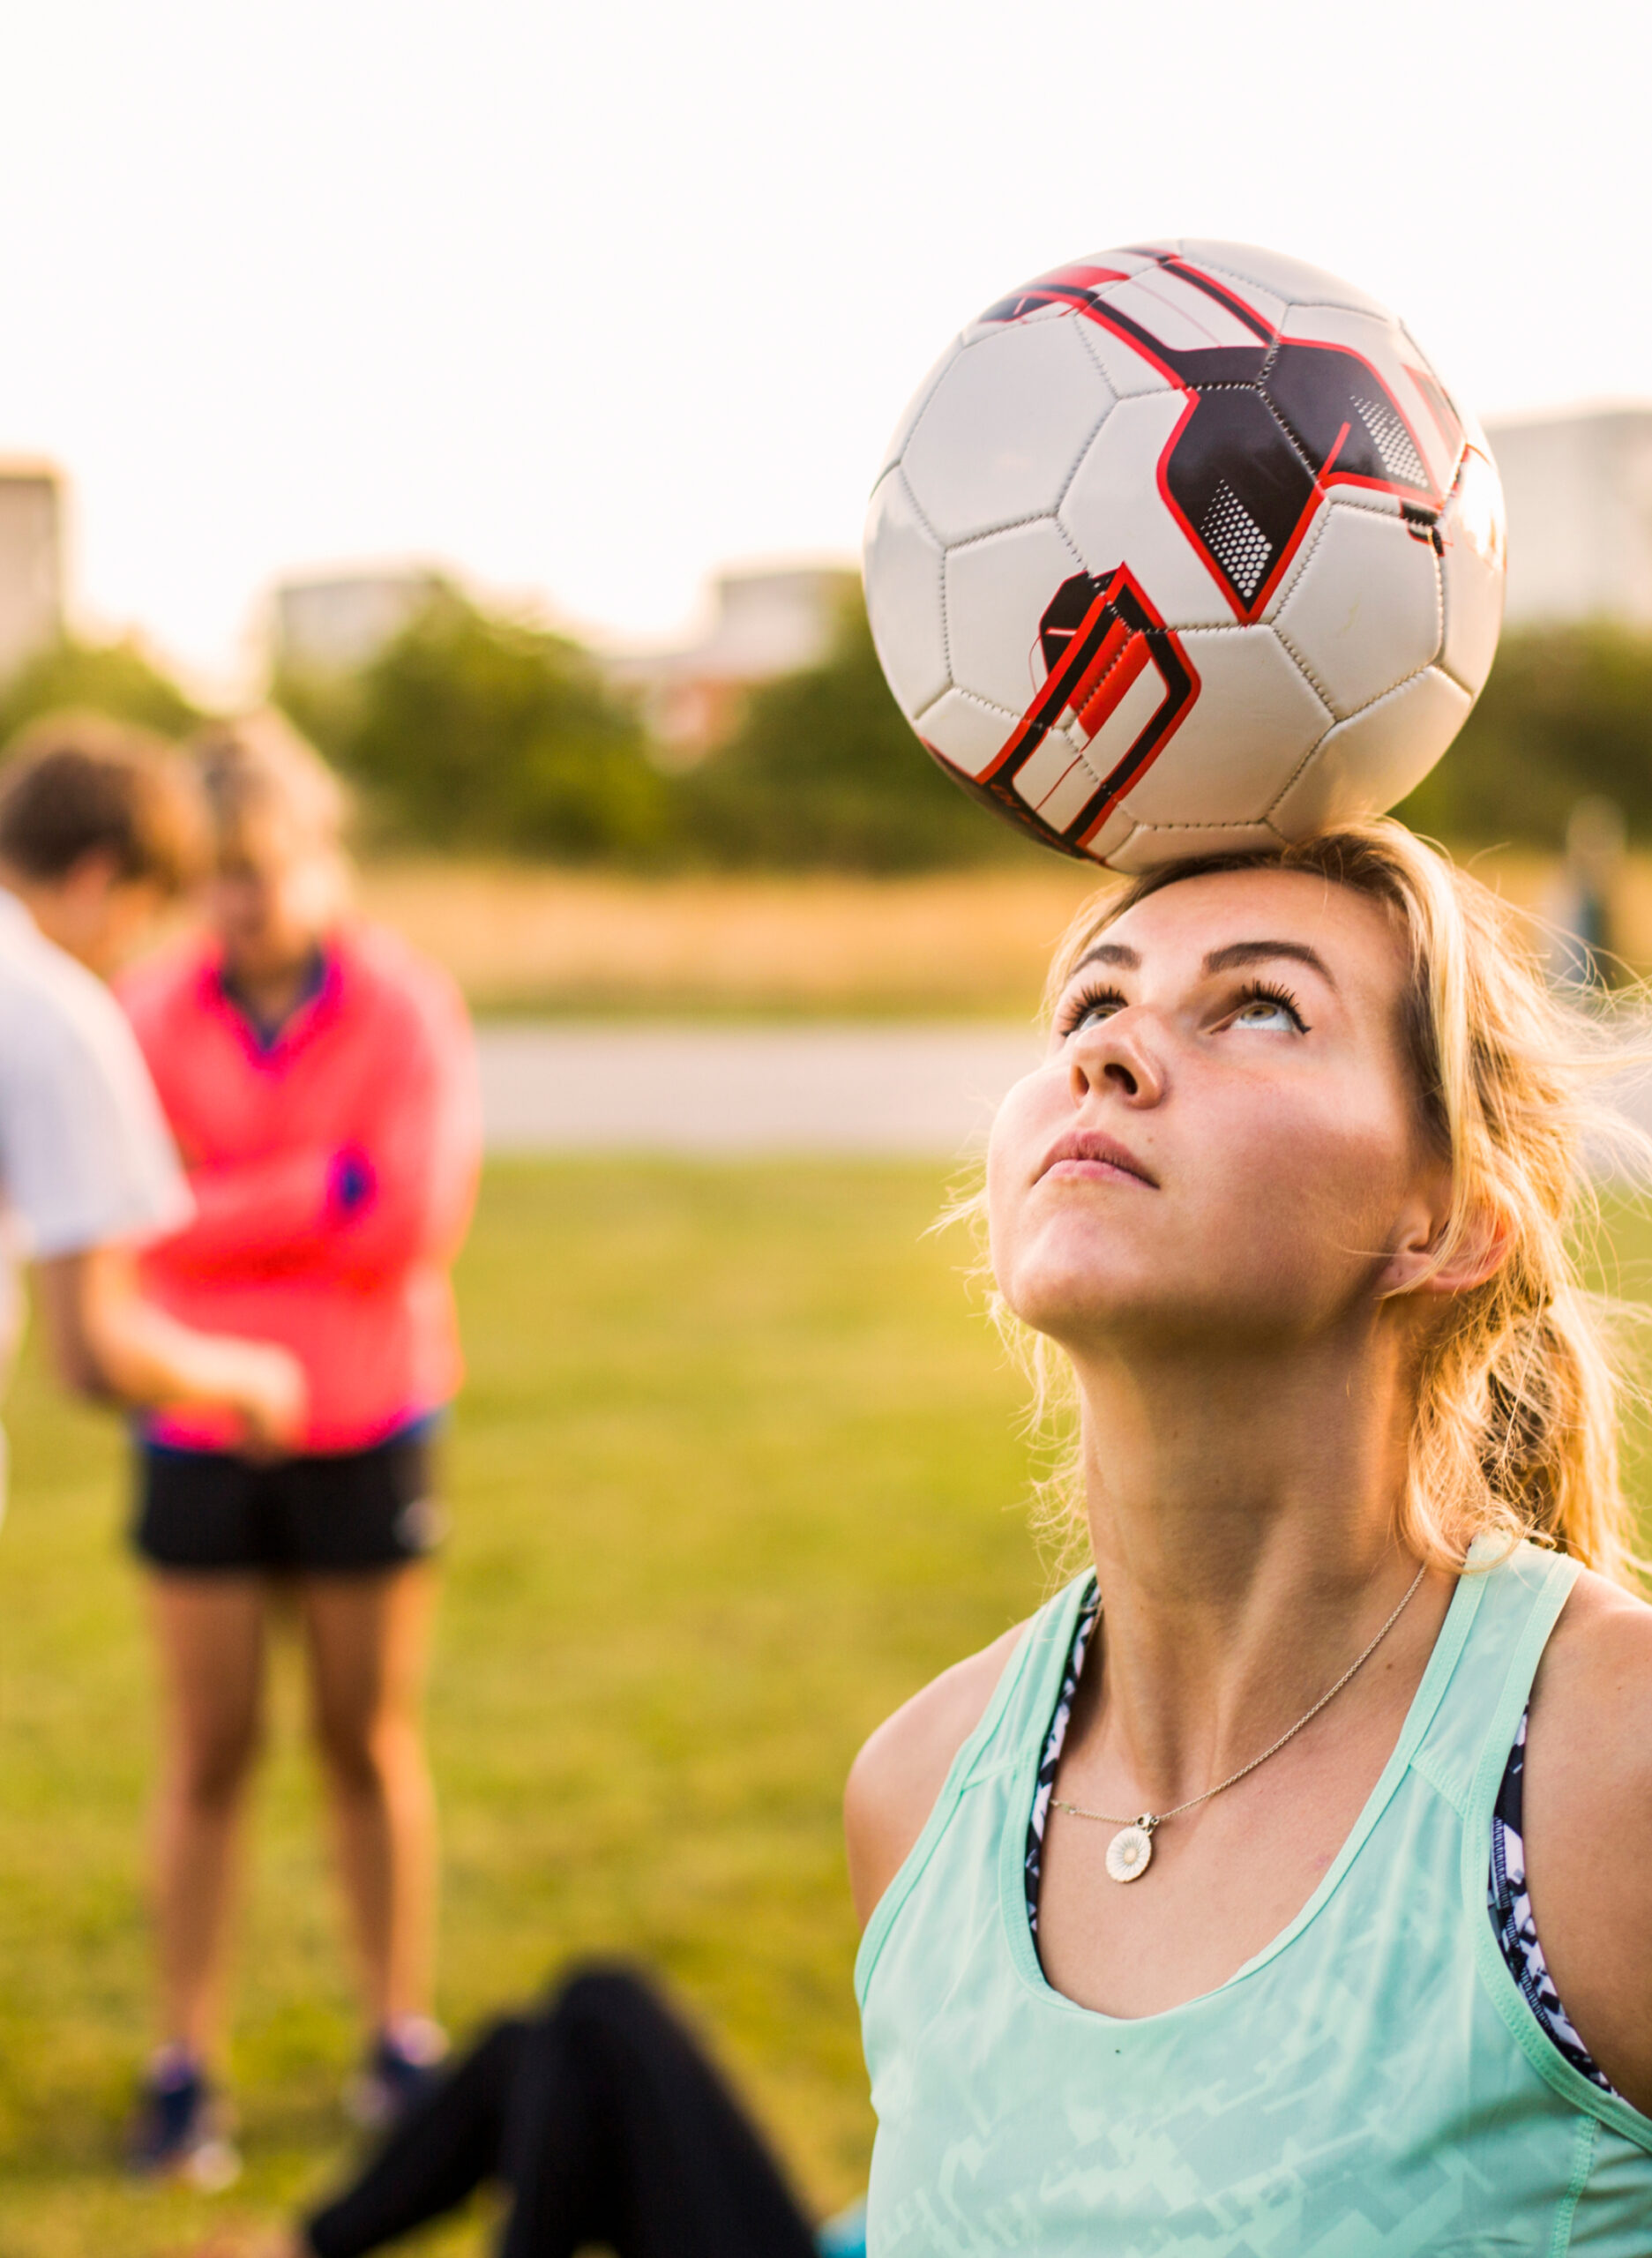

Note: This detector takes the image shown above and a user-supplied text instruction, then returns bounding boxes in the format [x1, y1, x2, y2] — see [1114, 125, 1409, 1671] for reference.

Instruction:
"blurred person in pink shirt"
[119, 713, 482, 2186]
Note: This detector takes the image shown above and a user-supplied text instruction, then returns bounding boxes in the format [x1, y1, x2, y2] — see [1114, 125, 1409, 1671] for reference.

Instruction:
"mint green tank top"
[856, 1542, 1652, 2253]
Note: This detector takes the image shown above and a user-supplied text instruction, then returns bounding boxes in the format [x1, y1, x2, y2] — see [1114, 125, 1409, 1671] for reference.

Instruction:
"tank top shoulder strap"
[1407, 1536, 1580, 1821]
[854, 1574, 1092, 2007]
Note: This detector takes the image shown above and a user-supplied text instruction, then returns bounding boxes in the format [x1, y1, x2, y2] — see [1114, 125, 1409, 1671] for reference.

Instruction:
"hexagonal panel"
[1123, 242, 1289, 336]
[1067, 309, 1175, 399]
[959, 295, 1078, 348]
[1437, 449, 1506, 696]
[944, 516, 1084, 715]
[875, 335, 964, 484]
[902, 316, 1112, 544]
[1095, 273, 1284, 366]
[1273, 505, 1442, 718]
[1059, 392, 1238, 630]
[1118, 626, 1330, 827]
[1177, 239, 1391, 319]
[863, 468, 950, 721]
[913, 684, 1020, 783]
[960, 249, 1162, 347]
[1267, 667, 1472, 837]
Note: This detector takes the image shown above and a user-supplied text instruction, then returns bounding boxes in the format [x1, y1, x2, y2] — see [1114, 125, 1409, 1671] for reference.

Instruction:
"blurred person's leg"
[146, 1573, 268, 2058]
[302, 2016, 528, 2255]
[498, 1966, 819, 2258]
[303, 1966, 818, 2258]
[300, 1563, 438, 2037]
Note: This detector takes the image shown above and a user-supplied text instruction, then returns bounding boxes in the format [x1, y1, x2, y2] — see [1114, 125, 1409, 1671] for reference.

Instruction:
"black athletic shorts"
[133, 1422, 445, 1574]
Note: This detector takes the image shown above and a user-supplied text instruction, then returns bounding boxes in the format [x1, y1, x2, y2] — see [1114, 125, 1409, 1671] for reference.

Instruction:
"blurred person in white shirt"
[0, 715, 304, 1520]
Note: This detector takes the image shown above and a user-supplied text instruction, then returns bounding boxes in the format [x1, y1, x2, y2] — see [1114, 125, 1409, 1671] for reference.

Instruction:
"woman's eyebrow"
[1073, 940, 1140, 973]
[1202, 938, 1338, 989]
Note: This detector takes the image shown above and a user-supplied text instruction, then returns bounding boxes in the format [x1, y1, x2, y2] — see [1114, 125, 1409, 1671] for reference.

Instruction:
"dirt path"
[477, 1021, 1043, 1154]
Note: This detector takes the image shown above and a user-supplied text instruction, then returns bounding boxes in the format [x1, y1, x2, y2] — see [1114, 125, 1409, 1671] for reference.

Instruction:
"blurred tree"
[281, 584, 668, 860]
[1398, 624, 1652, 845]
[681, 590, 1037, 871]
[0, 636, 201, 747]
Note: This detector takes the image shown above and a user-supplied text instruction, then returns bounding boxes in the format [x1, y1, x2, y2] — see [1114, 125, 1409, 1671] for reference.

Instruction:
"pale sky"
[0, 0, 1634, 694]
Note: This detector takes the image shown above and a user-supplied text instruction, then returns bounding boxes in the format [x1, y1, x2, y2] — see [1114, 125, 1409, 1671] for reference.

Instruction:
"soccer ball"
[862, 240, 1506, 871]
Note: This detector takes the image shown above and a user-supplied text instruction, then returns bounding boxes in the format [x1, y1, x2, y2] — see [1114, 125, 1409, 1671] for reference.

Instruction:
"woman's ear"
[1383, 1189, 1512, 1301]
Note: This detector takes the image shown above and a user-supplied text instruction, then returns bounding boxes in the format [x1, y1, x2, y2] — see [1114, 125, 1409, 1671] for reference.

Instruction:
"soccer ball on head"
[863, 240, 1506, 872]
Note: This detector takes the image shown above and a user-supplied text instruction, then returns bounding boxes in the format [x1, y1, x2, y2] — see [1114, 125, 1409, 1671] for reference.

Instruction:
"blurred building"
[1484, 405, 1652, 626]
[610, 562, 857, 761]
[273, 567, 441, 675]
[0, 462, 64, 679]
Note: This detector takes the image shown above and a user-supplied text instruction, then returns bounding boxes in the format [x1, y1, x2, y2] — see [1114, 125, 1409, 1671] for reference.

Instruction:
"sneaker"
[344, 2015, 448, 2130]
[125, 2051, 241, 2189]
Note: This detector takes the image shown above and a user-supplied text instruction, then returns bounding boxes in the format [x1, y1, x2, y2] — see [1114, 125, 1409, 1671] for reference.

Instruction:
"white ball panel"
[902, 317, 1113, 544]
[1085, 808, 1138, 864]
[1098, 248, 1288, 342]
[1273, 506, 1442, 719]
[1439, 535, 1503, 697]
[1119, 627, 1331, 826]
[1059, 393, 1237, 629]
[958, 296, 1076, 348]
[1175, 240, 1391, 319]
[875, 336, 964, 485]
[1435, 537, 1507, 695]
[1106, 819, 1284, 874]
[1267, 667, 1472, 837]
[862, 469, 951, 722]
[914, 684, 1021, 782]
[944, 518, 1083, 714]
[1068, 310, 1178, 399]
[1437, 448, 1506, 696]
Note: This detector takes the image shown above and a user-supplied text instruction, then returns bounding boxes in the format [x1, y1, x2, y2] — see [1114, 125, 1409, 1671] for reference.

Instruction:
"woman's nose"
[1066, 1013, 1163, 1108]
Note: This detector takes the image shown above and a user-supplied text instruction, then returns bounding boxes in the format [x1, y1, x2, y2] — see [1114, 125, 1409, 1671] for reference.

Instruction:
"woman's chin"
[1004, 1263, 1163, 1348]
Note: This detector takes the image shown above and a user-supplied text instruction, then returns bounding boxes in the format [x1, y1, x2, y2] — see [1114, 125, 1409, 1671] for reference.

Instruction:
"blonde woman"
[119, 714, 481, 2182]
[848, 825, 1652, 2248]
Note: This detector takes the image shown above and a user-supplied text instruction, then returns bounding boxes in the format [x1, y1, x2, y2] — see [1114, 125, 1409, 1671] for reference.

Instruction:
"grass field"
[0, 1160, 1048, 2256]
[4, 1160, 1650, 2257]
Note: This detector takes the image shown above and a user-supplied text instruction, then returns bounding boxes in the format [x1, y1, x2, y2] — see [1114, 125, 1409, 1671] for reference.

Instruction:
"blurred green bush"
[8, 596, 1652, 868]
[674, 592, 1031, 871]
[0, 635, 202, 744]
[1397, 622, 1652, 846]
[278, 584, 669, 862]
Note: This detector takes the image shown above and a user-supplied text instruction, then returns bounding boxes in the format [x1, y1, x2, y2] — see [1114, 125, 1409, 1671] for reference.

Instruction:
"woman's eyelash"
[1233, 979, 1308, 1030]
[1056, 980, 1126, 1036]
[1056, 976, 1310, 1036]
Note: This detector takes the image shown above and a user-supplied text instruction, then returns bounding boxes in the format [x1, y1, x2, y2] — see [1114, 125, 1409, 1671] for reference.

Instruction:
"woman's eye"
[1230, 992, 1304, 1033]
[1061, 989, 1125, 1036]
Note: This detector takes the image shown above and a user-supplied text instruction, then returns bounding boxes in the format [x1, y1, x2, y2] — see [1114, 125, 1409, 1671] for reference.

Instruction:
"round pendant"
[1105, 1822, 1155, 1883]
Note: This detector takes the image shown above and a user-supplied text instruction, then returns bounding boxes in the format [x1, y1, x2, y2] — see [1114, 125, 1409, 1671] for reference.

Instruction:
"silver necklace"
[1051, 1561, 1428, 1883]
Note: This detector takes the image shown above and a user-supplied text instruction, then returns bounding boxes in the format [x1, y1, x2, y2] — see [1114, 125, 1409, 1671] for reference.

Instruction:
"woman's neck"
[1066, 1317, 1442, 1810]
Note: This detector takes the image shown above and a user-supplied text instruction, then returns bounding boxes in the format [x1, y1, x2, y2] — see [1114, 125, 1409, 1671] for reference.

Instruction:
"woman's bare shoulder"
[1532, 1563, 1652, 1754]
[1524, 1566, 1652, 2113]
[844, 1623, 1028, 1931]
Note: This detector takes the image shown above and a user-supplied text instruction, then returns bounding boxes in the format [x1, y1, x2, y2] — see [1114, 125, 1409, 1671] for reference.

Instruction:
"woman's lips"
[1037, 1130, 1158, 1187]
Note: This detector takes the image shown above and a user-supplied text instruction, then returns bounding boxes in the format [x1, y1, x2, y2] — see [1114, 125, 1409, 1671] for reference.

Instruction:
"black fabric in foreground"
[303, 1963, 819, 2258]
